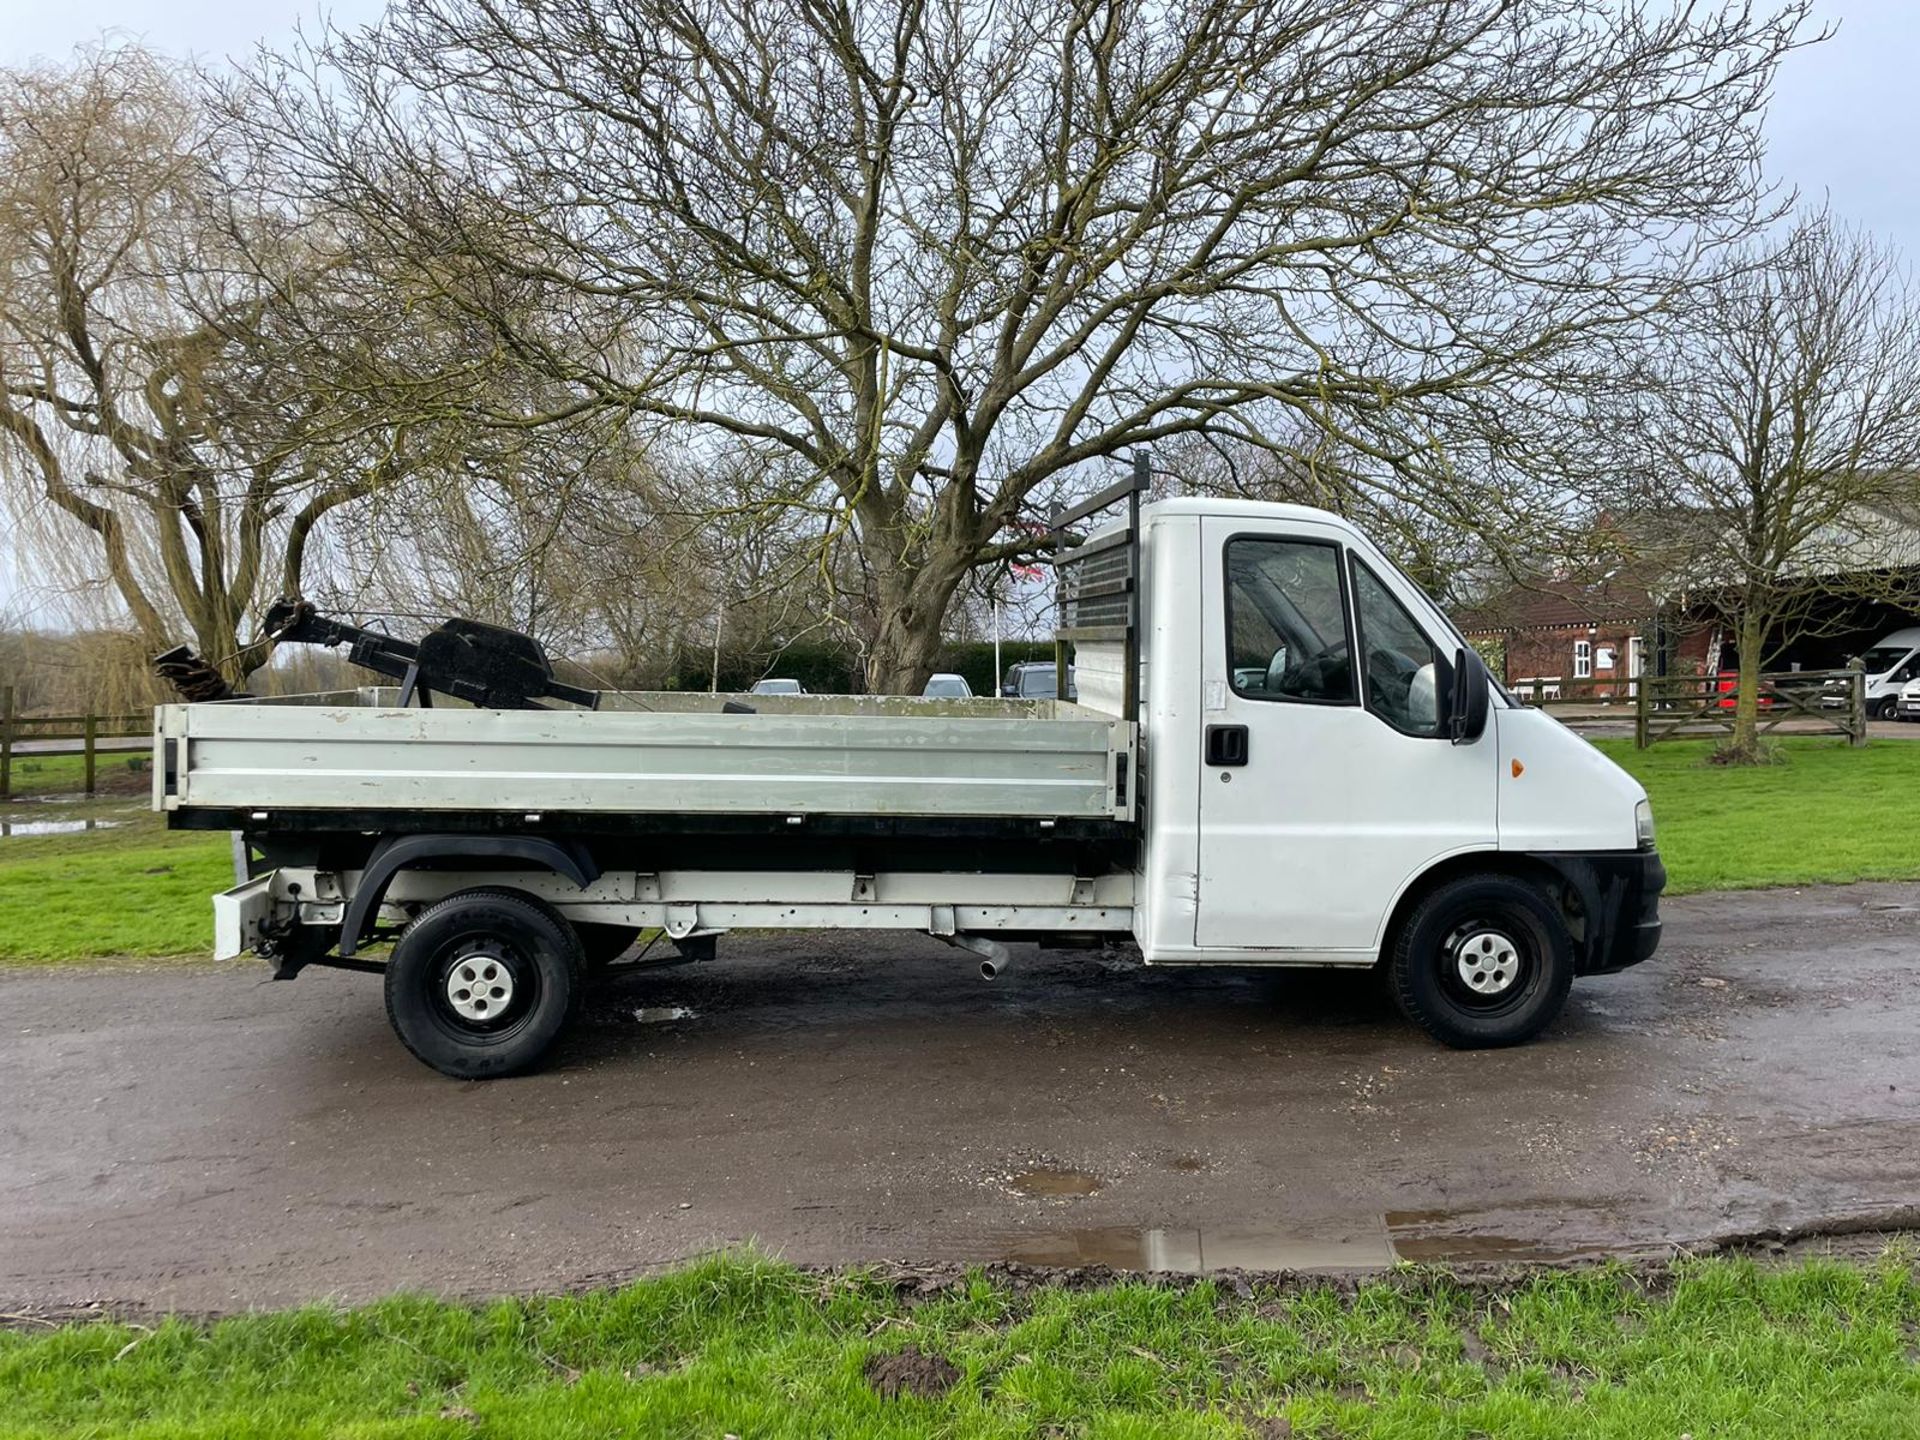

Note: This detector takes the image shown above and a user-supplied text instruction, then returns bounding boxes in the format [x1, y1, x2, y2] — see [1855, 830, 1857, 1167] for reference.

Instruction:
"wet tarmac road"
[3, 883, 1917, 1311]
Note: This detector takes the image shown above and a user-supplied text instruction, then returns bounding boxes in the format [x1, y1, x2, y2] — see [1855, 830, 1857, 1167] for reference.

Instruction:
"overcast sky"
[4, 1, 1916, 251]
[3, 1, 1918, 620]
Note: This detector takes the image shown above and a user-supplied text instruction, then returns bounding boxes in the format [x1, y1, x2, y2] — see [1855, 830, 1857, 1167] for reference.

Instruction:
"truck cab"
[1125, 502, 1661, 1018]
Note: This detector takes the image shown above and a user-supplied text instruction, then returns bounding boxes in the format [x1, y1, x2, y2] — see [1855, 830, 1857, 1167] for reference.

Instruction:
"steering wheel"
[1272, 638, 1348, 697]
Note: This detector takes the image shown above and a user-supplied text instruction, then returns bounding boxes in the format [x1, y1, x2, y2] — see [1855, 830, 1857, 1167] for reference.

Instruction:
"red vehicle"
[1713, 672, 1774, 710]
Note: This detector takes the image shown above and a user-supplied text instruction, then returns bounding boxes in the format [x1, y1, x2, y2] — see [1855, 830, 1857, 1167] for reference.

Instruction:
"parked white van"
[1849, 628, 1920, 719]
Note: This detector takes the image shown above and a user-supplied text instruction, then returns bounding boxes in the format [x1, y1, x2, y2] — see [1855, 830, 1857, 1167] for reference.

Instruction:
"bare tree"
[0, 48, 519, 683]
[257, 0, 1807, 691]
[1628, 214, 1920, 756]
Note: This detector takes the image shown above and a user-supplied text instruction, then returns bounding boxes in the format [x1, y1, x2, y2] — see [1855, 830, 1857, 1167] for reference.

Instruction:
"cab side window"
[1224, 539, 1354, 703]
[1350, 560, 1441, 736]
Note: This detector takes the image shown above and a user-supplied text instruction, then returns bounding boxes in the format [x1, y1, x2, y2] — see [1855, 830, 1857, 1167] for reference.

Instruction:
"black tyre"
[1389, 873, 1573, 1049]
[384, 887, 584, 1078]
[577, 923, 641, 971]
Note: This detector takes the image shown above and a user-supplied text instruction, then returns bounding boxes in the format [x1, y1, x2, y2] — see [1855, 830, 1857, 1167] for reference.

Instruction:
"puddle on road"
[972, 1202, 1645, 1275]
[1009, 1168, 1104, 1198]
[1387, 1230, 1597, 1263]
[1385, 1207, 1632, 1265]
[995, 1225, 1396, 1272]
[0, 818, 122, 838]
[632, 1006, 697, 1024]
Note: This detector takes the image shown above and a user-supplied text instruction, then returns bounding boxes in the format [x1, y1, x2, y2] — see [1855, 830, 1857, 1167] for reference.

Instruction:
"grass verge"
[1, 747, 151, 798]
[2, 1251, 1916, 1438]
[0, 807, 230, 963]
[1593, 736, 1920, 895]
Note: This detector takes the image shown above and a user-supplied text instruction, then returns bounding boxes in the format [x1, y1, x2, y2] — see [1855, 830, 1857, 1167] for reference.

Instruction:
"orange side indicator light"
[1511, 758, 1526, 779]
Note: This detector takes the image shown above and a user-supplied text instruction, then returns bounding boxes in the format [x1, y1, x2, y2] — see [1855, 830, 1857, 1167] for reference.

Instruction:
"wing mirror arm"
[1446, 645, 1491, 745]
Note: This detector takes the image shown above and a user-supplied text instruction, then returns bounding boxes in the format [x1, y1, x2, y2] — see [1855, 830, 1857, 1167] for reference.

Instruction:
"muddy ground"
[2, 883, 1916, 1312]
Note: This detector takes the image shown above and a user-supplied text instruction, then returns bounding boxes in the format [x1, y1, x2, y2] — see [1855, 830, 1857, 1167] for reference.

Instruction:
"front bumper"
[1535, 849, 1666, 975]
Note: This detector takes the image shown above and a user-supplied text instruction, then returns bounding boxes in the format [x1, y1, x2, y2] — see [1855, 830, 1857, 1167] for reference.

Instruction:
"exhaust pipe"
[934, 931, 1012, 979]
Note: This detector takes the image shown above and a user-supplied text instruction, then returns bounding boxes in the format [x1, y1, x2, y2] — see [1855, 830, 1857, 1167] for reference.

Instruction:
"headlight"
[1635, 799, 1655, 850]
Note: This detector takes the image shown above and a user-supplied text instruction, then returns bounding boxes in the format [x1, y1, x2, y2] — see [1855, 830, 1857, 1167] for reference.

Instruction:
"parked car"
[1000, 661, 1077, 701]
[1898, 677, 1920, 722]
[749, 678, 806, 695]
[921, 673, 973, 698]
[1713, 672, 1774, 710]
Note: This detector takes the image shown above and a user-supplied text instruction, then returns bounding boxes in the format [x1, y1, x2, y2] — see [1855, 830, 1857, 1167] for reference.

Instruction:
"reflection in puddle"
[0, 818, 122, 838]
[1384, 1207, 1629, 1264]
[996, 1225, 1395, 1272]
[1009, 1168, 1103, 1198]
[633, 1006, 696, 1024]
[1389, 1233, 1595, 1263]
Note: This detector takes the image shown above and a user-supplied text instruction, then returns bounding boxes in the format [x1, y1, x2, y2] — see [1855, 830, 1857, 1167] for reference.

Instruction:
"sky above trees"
[1, 0, 1915, 629]
[2, 1, 1912, 256]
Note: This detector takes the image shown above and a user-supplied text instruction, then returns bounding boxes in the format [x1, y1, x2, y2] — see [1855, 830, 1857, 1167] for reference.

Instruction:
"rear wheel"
[1389, 873, 1573, 1049]
[385, 887, 584, 1078]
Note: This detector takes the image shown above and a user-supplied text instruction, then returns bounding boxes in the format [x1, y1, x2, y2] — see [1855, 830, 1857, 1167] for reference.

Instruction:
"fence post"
[83, 712, 98, 795]
[1635, 674, 1650, 748]
[0, 685, 11, 800]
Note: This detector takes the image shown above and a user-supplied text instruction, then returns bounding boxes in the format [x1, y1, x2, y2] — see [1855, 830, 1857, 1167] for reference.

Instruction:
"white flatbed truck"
[156, 490, 1664, 1077]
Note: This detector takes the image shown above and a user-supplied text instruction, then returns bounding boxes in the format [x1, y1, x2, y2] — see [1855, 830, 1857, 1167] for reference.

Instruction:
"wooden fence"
[1509, 671, 1869, 748]
[1632, 670, 1865, 749]
[0, 687, 153, 799]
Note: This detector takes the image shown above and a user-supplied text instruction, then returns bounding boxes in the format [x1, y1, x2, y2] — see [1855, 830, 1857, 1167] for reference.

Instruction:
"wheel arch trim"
[1374, 851, 1573, 969]
[338, 834, 599, 956]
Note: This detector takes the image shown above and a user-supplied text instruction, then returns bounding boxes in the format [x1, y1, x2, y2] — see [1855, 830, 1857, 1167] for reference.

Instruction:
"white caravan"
[156, 491, 1664, 1078]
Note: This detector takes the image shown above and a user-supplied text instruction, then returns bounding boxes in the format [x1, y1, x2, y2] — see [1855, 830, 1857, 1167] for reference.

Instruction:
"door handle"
[1205, 724, 1249, 767]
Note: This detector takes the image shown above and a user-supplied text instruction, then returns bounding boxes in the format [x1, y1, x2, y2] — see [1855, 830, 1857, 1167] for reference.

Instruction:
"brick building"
[1457, 579, 1717, 697]
[1459, 501, 1920, 695]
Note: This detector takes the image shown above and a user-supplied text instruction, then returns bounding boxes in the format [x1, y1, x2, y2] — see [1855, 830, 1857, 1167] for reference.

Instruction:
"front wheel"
[1389, 874, 1573, 1049]
[385, 887, 584, 1078]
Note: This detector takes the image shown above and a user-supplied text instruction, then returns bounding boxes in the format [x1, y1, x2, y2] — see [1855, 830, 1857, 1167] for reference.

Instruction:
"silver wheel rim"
[445, 953, 514, 1021]
[1449, 928, 1522, 997]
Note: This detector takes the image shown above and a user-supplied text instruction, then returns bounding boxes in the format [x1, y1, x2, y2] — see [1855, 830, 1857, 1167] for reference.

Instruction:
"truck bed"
[155, 690, 1137, 828]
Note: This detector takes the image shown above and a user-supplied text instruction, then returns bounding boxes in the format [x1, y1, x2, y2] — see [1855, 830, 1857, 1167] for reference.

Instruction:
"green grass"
[1, 1251, 1915, 1437]
[1595, 736, 1920, 895]
[1, 747, 151, 797]
[0, 807, 229, 963]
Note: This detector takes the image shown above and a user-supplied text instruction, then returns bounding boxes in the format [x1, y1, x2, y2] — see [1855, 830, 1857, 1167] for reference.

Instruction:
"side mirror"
[1447, 646, 1491, 744]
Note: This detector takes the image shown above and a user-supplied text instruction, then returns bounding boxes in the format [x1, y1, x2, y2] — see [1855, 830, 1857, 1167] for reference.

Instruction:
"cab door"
[1194, 517, 1497, 954]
